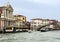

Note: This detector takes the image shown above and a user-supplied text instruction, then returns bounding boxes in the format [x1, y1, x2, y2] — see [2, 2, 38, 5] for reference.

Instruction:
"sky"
[0, 0, 60, 21]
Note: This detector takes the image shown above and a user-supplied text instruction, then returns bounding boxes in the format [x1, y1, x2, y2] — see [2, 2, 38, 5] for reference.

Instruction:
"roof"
[31, 18, 49, 20]
[0, 2, 13, 10]
[31, 18, 42, 20]
[0, 6, 6, 8]
[31, 18, 57, 21]
[14, 15, 26, 17]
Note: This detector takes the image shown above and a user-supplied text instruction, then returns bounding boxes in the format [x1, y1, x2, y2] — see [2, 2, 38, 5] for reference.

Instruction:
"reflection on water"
[0, 31, 60, 42]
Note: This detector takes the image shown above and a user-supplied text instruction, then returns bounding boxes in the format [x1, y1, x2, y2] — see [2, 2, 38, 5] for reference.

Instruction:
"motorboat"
[40, 28, 48, 32]
[28, 30, 32, 33]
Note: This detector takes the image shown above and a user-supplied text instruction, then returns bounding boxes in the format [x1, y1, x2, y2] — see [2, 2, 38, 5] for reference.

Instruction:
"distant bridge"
[37, 23, 56, 31]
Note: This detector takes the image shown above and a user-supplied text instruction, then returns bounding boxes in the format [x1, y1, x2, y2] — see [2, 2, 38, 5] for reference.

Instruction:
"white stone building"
[0, 3, 15, 31]
[30, 18, 58, 31]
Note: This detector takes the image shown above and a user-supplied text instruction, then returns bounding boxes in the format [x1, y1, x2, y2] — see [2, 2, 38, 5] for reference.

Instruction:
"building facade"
[14, 15, 26, 28]
[30, 18, 58, 31]
[14, 15, 26, 22]
[0, 3, 15, 31]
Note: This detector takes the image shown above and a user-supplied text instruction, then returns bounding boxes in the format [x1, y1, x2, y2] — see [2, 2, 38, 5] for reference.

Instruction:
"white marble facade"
[0, 3, 14, 30]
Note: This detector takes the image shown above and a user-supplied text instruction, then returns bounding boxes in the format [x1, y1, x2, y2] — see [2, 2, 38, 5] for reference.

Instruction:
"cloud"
[26, 0, 59, 5]
[13, 7, 33, 14]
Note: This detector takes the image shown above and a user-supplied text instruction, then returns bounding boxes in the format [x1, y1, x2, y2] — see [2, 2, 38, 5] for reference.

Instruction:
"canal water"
[0, 31, 60, 42]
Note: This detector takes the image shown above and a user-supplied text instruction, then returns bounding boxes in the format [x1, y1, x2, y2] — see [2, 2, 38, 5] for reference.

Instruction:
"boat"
[40, 28, 48, 32]
[28, 30, 32, 33]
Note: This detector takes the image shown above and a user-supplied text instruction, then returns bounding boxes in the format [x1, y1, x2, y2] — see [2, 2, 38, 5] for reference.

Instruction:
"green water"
[0, 31, 60, 42]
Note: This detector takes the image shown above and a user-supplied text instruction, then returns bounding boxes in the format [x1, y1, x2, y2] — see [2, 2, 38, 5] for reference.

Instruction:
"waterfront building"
[57, 22, 60, 29]
[30, 18, 58, 31]
[14, 15, 25, 28]
[0, 3, 15, 31]
[24, 21, 30, 29]
[14, 15, 26, 28]
[14, 14, 26, 22]
[14, 15, 30, 31]
[30, 18, 43, 31]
